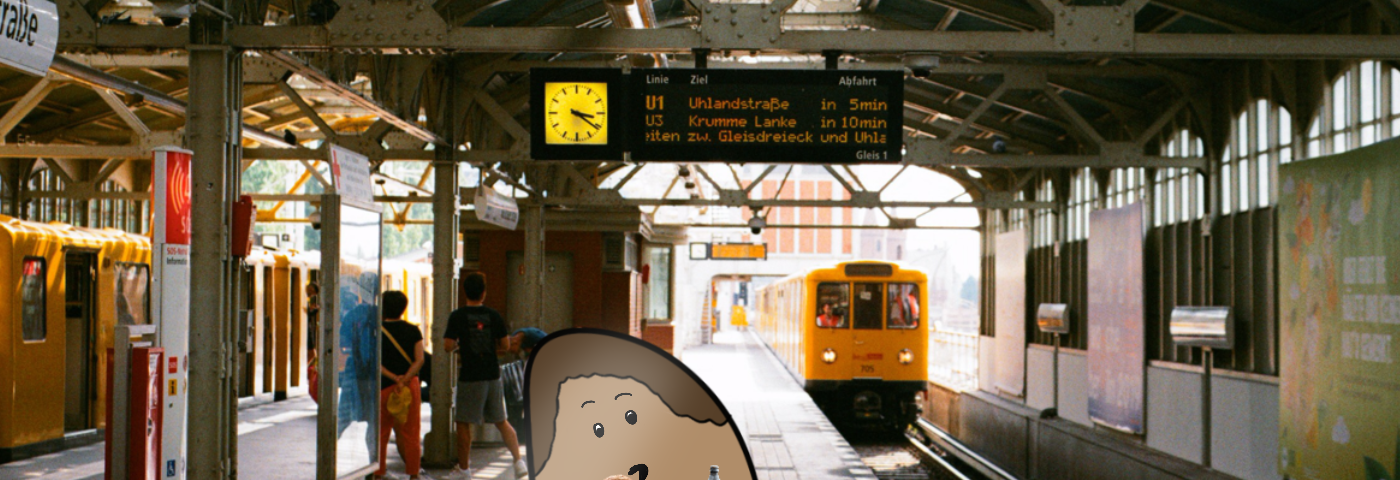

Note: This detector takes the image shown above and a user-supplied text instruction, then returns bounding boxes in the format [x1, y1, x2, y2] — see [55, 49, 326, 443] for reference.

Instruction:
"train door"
[240, 266, 255, 396]
[814, 282, 851, 379]
[261, 266, 274, 394]
[420, 277, 432, 351]
[290, 268, 303, 388]
[63, 251, 97, 432]
[850, 282, 885, 380]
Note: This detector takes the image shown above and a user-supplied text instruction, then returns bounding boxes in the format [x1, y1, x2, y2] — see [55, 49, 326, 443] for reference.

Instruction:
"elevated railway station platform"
[2, 0, 1400, 478]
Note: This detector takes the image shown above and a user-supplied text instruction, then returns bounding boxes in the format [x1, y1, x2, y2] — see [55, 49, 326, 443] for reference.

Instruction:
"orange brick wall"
[641, 323, 674, 354]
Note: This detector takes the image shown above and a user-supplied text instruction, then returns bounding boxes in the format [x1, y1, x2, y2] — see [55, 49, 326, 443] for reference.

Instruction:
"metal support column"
[187, 15, 241, 478]
[2, 160, 29, 217]
[425, 70, 461, 466]
[521, 204, 546, 328]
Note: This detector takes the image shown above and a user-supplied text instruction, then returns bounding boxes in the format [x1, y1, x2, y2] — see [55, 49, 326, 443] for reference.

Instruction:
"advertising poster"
[1279, 140, 1400, 480]
[994, 230, 1026, 397]
[1087, 203, 1145, 434]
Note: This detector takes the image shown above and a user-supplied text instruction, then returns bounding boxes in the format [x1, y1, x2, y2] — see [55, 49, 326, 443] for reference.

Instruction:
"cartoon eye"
[625, 410, 637, 425]
[593, 423, 604, 438]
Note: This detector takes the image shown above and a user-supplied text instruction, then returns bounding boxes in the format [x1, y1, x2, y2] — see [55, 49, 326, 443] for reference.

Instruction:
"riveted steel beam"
[902, 137, 1205, 169]
[262, 51, 445, 146]
[674, 223, 979, 230]
[38, 25, 1384, 59]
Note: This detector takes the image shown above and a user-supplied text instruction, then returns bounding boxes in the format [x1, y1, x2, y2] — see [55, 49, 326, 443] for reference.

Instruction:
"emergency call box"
[105, 346, 165, 480]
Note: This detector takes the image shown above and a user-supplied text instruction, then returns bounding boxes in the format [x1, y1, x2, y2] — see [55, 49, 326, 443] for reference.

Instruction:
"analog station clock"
[543, 82, 609, 145]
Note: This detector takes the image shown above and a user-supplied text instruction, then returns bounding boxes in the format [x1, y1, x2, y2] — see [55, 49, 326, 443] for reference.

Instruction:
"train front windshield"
[815, 282, 920, 329]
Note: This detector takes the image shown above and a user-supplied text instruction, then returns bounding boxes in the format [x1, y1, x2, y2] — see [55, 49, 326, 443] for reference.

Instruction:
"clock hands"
[571, 109, 602, 130]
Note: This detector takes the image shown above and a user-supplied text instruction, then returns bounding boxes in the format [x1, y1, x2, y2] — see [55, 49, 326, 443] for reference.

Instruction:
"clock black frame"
[530, 68, 627, 161]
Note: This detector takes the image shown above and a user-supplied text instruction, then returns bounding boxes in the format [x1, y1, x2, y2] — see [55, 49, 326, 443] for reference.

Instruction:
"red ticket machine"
[105, 346, 165, 480]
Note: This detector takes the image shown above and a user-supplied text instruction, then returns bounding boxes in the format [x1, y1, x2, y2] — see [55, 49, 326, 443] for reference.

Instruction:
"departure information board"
[628, 69, 903, 163]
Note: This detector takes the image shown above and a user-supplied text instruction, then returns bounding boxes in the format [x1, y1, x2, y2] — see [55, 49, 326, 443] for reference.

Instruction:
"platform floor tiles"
[682, 330, 878, 480]
[0, 396, 523, 480]
[3, 330, 871, 480]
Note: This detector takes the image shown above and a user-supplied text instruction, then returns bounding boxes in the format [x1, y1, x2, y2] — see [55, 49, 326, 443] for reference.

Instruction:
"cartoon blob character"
[526, 329, 756, 480]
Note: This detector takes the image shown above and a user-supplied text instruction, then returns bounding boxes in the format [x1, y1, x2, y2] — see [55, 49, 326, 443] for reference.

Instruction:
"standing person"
[501, 327, 546, 449]
[377, 291, 429, 480]
[337, 282, 379, 463]
[306, 282, 321, 360]
[442, 273, 526, 480]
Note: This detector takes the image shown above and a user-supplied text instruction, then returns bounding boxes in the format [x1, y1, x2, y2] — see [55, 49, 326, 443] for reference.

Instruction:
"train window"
[115, 263, 151, 325]
[21, 258, 47, 341]
[852, 283, 883, 329]
[815, 283, 849, 328]
[887, 283, 919, 329]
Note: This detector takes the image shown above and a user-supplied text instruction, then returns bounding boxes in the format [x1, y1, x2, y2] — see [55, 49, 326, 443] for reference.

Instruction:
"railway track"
[843, 420, 1013, 480]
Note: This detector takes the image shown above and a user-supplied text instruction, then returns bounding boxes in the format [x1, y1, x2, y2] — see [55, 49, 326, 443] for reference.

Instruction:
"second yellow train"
[755, 261, 928, 428]
[0, 214, 436, 461]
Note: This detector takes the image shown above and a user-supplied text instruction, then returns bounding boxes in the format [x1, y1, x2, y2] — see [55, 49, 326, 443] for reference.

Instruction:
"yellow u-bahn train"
[0, 215, 435, 461]
[755, 261, 928, 427]
[0, 215, 150, 461]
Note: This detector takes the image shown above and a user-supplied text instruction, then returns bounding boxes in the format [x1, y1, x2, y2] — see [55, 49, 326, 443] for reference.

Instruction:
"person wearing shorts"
[443, 272, 525, 479]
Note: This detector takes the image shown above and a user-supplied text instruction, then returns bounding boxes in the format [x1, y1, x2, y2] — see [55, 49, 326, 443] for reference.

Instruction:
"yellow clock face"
[544, 82, 609, 145]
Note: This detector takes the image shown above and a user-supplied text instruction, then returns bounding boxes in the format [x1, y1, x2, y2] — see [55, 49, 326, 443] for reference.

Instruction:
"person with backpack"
[501, 327, 547, 449]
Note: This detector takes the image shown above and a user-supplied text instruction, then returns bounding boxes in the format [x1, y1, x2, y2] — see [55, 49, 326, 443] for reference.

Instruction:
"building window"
[1307, 62, 1400, 159]
[1157, 130, 1206, 224]
[644, 245, 672, 320]
[1224, 100, 1290, 209]
[21, 258, 47, 342]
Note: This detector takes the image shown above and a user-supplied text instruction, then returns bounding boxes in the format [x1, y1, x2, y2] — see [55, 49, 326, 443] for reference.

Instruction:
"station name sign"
[530, 68, 903, 163]
[0, 0, 59, 77]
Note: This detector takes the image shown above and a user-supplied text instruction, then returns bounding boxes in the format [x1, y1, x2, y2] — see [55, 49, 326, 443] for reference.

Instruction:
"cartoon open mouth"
[629, 463, 648, 480]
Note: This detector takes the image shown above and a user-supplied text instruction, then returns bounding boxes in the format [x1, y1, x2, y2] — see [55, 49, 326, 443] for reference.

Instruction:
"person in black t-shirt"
[442, 272, 526, 480]
[376, 291, 426, 479]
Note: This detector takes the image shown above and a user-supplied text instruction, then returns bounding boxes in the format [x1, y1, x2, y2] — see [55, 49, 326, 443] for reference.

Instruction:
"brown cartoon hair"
[525, 329, 733, 475]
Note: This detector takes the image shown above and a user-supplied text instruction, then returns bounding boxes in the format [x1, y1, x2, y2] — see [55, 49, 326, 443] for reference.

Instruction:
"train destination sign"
[529, 68, 903, 163]
[629, 69, 903, 163]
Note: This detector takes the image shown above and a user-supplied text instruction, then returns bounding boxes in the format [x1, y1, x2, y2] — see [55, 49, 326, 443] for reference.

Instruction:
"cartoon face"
[538, 376, 749, 480]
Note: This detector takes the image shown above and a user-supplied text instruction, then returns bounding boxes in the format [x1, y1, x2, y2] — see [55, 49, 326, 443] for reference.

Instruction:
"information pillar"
[151, 146, 192, 479]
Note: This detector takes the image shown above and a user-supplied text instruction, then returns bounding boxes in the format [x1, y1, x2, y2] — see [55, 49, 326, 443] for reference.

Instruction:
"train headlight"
[822, 348, 837, 364]
[898, 348, 914, 365]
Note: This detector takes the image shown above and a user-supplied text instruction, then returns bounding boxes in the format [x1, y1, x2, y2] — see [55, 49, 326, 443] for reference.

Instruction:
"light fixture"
[898, 348, 913, 365]
[822, 348, 837, 364]
[623, 3, 645, 29]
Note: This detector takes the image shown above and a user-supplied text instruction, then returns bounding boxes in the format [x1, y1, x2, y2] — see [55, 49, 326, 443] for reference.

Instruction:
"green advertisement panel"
[1279, 140, 1400, 480]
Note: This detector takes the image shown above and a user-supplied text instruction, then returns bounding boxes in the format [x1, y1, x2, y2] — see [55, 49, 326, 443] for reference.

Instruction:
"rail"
[928, 328, 979, 392]
[913, 418, 1019, 480]
[904, 429, 973, 480]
